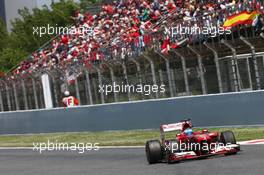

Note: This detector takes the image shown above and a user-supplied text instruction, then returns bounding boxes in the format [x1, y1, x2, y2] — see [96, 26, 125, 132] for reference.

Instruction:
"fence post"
[5, 83, 12, 111]
[92, 65, 105, 104]
[31, 77, 39, 109]
[41, 73, 54, 109]
[131, 59, 142, 85]
[0, 87, 3, 111]
[155, 51, 174, 97]
[221, 40, 241, 91]
[114, 60, 131, 101]
[101, 62, 118, 102]
[85, 70, 93, 105]
[173, 50, 190, 95]
[170, 69, 176, 95]
[98, 69, 105, 104]
[142, 54, 158, 98]
[49, 71, 59, 107]
[12, 82, 19, 110]
[187, 45, 207, 94]
[74, 76, 81, 105]
[240, 36, 261, 90]
[158, 69, 166, 98]
[122, 62, 131, 101]
[130, 59, 144, 100]
[1, 81, 12, 111]
[204, 42, 223, 93]
[37, 82, 44, 108]
[21, 79, 29, 110]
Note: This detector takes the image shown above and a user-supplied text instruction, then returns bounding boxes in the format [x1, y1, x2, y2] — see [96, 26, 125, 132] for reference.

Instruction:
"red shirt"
[61, 36, 69, 45]
[62, 96, 79, 107]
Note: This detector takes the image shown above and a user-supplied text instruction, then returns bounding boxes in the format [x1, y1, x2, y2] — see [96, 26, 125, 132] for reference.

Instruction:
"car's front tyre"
[220, 131, 236, 145]
[220, 130, 239, 155]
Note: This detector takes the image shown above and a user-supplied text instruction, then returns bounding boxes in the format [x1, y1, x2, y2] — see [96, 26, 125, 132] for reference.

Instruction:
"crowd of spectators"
[13, 0, 264, 76]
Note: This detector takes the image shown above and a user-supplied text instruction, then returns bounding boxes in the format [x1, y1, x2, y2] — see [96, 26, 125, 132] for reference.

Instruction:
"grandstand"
[0, 0, 264, 111]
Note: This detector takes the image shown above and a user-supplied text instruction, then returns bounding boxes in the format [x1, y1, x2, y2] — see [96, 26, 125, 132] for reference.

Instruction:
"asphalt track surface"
[0, 145, 263, 175]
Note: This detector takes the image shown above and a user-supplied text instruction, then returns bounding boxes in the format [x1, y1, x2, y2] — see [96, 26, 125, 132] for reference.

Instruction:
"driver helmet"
[64, 91, 70, 96]
[184, 128, 193, 136]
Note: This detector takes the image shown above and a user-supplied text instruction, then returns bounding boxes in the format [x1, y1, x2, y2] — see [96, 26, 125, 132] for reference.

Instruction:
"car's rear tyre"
[145, 140, 162, 164]
[220, 131, 238, 155]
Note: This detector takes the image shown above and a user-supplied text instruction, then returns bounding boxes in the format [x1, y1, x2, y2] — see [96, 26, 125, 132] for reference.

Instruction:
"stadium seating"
[12, 0, 264, 75]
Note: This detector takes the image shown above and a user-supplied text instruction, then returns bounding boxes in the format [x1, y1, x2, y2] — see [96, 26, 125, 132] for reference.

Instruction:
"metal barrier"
[0, 44, 264, 111]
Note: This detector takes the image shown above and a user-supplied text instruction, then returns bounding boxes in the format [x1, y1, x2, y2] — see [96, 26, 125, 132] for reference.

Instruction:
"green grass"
[0, 127, 263, 147]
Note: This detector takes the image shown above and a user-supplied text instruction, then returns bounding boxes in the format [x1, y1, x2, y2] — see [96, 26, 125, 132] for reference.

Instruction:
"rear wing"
[160, 119, 192, 144]
[160, 122, 184, 133]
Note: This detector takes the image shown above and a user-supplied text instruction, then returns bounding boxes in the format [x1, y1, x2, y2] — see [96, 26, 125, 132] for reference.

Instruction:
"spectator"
[62, 91, 79, 107]
[11, 0, 264, 76]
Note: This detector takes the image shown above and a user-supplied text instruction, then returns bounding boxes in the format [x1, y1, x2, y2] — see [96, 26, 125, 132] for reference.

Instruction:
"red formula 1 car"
[145, 119, 240, 164]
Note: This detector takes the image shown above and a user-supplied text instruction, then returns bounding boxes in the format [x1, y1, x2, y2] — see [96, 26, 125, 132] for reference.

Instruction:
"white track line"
[238, 139, 264, 145]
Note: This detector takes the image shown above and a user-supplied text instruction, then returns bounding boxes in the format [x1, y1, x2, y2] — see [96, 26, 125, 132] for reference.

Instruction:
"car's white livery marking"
[175, 151, 197, 157]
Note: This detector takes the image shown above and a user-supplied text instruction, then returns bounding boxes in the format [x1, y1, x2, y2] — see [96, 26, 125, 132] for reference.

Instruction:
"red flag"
[161, 38, 170, 54]
[161, 38, 188, 54]
[170, 38, 188, 49]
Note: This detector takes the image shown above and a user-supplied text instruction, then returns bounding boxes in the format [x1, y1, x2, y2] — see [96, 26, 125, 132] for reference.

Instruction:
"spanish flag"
[223, 11, 259, 29]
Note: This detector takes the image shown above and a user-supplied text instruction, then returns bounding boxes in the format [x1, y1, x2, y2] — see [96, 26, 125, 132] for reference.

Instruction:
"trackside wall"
[0, 91, 263, 134]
